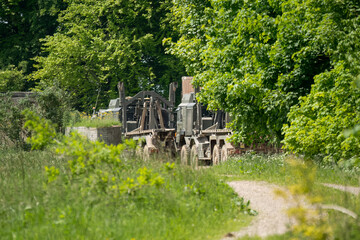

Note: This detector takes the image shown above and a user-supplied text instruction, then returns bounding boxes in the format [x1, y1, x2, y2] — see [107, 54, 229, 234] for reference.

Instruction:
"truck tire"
[143, 145, 150, 161]
[180, 145, 190, 165]
[190, 145, 199, 168]
[136, 145, 143, 158]
[221, 146, 228, 162]
[212, 145, 221, 165]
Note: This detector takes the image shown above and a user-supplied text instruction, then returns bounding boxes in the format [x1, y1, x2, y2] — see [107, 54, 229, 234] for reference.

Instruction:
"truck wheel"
[168, 141, 177, 158]
[180, 145, 190, 165]
[143, 145, 150, 161]
[136, 145, 143, 158]
[190, 145, 199, 168]
[221, 146, 228, 162]
[212, 145, 221, 165]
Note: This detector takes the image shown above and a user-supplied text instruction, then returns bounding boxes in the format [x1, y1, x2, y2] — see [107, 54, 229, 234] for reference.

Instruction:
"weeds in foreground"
[0, 111, 253, 239]
[275, 158, 332, 240]
[0, 147, 253, 240]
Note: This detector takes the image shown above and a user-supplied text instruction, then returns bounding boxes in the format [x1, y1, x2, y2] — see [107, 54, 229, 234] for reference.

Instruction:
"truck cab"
[176, 78, 234, 167]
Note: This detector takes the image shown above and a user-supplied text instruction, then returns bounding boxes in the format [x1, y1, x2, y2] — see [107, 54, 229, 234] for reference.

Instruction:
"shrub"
[0, 93, 33, 148]
[0, 65, 25, 92]
[23, 109, 57, 150]
[36, 83, 73, 133]
[0, 84, 73, 149]
[283, 64, 360, 167]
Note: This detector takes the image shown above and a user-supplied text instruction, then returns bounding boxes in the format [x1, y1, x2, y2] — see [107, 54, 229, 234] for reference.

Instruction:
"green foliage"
[23, 109, 57, 150]
[0, 85, 72, 148]
[0, 0, 66, 90]
[32, 0, 184, 110]
[69, 112, 121, 128]
[168, 0, 360, 150]
[0, 65, 25, 91]
[276, 158, 333, 240]
[0, 93, 33, 147]
[27, 120, 162, 198]
[0, 146, 252, 239]
[45, 166, 60, 183]
[283, 63, 360, 166]
[55, 132, 125, 192]
[36, 84, 73, 133]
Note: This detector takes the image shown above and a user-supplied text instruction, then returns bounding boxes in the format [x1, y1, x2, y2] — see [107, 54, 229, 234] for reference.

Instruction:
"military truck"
[101, 77, 279, 163]
[100, 77, 237, 164]
[175, 77, 236, 167]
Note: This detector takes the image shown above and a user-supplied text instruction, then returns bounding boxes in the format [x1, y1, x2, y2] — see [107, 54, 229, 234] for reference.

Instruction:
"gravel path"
[321, 183, 360, 195]
[222, 181, 296, 239]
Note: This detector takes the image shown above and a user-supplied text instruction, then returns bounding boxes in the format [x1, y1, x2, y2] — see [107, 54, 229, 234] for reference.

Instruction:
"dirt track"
[222, 181, 295, 239]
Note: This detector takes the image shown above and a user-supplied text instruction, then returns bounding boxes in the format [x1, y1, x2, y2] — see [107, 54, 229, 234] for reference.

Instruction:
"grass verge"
[71, 118, 121, 128]
[0, 147, 252, 240]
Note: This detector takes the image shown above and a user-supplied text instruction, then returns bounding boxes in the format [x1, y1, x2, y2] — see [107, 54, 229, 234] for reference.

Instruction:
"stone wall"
[65, 126, 122, 145]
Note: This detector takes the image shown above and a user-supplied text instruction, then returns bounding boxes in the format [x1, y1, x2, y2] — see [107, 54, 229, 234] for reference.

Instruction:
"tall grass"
[211, 152, 360, 186]
[71, 117, 121, 128]
[0, 148, 252, 240]
[67, 111, 121, 128]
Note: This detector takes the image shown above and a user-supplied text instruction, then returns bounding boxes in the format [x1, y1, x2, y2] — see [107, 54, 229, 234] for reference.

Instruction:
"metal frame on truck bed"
[99, 81, 178, 158]
[100, 77, 280, 163]
[175, 81, 235, 167]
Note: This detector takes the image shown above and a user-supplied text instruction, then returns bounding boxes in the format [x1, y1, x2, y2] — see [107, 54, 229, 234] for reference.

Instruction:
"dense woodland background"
[1, 0, 360, 167]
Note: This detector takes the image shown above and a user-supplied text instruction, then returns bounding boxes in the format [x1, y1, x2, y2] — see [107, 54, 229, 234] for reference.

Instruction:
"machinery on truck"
[175, 77, 236, 167]
[100, 76, 278, 164]
[100, 77, 236, 164]
[99, 81, 178, 159]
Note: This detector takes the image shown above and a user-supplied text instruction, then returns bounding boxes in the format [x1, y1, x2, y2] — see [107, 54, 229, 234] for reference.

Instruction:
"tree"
[168, 0, 315, 144]
[169, 0, 360, 165]
[0, 0, 65, 89]
[168, 0, 359, 146]
[32, 0, 184, 111]
[282, 0, 360, 165]
[0, 65, 25, 91]
[283, 63, 360, 166]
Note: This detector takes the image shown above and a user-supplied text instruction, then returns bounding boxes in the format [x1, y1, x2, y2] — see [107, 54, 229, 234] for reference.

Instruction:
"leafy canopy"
[0, 0, 65, 86]
[169, 0, 360, 160]
[32, 0, 184, 110]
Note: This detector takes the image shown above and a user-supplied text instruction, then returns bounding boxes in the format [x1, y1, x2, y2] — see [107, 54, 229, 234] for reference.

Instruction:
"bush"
[36, 84, 73, 133]
[0, 84, 73, 148]
[0, 93, 33, 148]
[283, 64, 360, 167]
[0, 65, 25, 92]
[23, 109, 57, 150]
